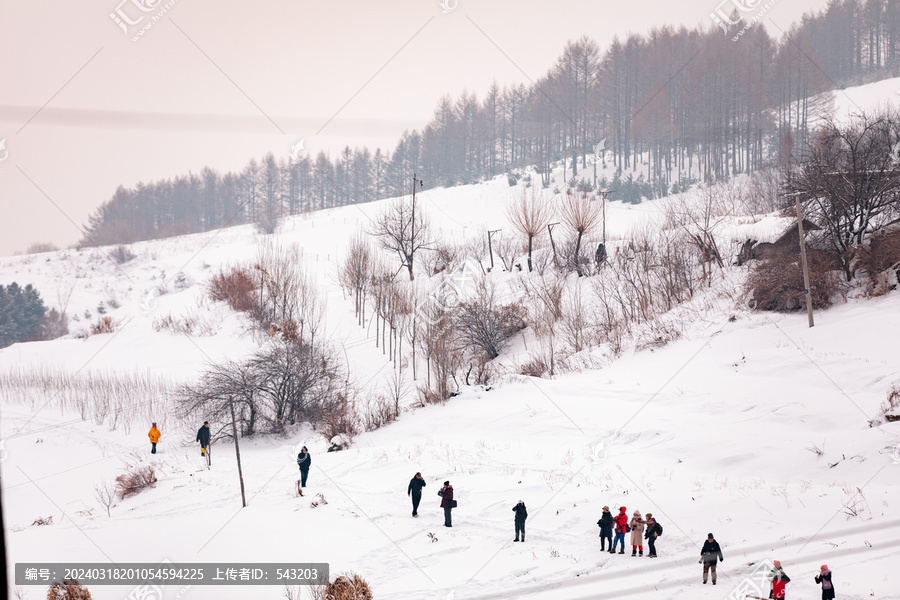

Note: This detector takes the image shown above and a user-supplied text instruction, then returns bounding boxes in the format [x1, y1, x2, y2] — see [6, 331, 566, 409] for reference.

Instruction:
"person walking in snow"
[297, 446, 311, 488]
[611, 506, 629, 554]
[769, 560, 791, 599]
[196, 421, 210, 456]
[815, 565, 834, 600]
[597, 506, 614, 551]
[513, 500, 527, 542]
[644, 513, 660, 557]
[630, 510, 645, 556]
[148, 422, 161, 454]
[700, 533, 724, 584]
[438, 481, 454, 527]
[407, 472, 426, 517]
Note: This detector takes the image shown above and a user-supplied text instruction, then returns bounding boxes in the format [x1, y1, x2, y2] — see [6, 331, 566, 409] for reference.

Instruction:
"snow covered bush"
[745, 251, 843, 312]
[110, 245, 135, 264]
[322, 573, 373, 600]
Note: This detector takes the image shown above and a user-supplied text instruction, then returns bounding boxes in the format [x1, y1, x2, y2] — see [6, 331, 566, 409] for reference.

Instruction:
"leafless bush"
[520, 356, 549, 378]
[323, 572, 373, 600]
[455, 278, 526, 360]
[115, 463, 157, 499]
[745, 169, 782, 214]
[560, 283, 592, 353]
[634, 319, 682, 352]
[339, 234, 372, 326]
[31, 516, 53, 526]
[421, 242, 465, 276]
[420, 304, 462, 402]
[94, 481, 116, 517]
[209, 265, 257, 313]
[110, 245, 136, 264]
[745, 251, 843, 312]
[153, 311, 218, 336]
[854, 228, 900, 295]
[559, 190, 602, 275]
[254, 242, 325, 342]
[493, 233, 520, 272]
[26, 241, 59, 254]
[47, 579, 93, 600]
[89, 316, 118, 335]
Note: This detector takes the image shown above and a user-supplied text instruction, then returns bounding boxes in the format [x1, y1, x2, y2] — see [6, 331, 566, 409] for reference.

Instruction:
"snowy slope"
[1, 167, 900, 600]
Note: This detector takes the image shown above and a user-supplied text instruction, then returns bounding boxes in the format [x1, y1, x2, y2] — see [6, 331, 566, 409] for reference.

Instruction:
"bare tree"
[559, 190, 602, 275]
[371, 195, 435, 281]
[455, 278, 526, 360]
[94, 481, 115, 517]
[493, 233, 519, 272]
[339, 234, 372, 326]
[507, 188, 553, 272]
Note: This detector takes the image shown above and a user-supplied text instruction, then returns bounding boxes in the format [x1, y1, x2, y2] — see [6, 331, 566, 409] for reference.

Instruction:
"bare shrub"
[153, 311, 218, 336]
[876, 383, 900, 424]
[854, 228, 900, 294]
[455, 279, 526, 360]
[370, 194, 435, 281]
[110, 245, 135, 264]
[635, 320, 682, 352]
[520, 356, 549, 378]
[47, 579, 92, 600]
[421, 242, 465, 276]
[26, 241, 59, 254]
[31, 516, 53, 526]
[559, 190, 602, 275]
[339, 234, 372, 326]
[94, 481, 115, 517]
[746, 251, 843, 311]
[209, 265, 257, 313]
[89, 316, 118, 335]
[115, 463, 157, 499]
[493, 233, 519, 272]
[324, 572, 373, 600]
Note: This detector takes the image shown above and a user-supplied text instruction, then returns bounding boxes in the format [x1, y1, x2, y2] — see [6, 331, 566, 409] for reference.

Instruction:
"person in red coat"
[612, 506, 629, 554]
[439, 481, 454, 527]
[769, 560, 791, 599]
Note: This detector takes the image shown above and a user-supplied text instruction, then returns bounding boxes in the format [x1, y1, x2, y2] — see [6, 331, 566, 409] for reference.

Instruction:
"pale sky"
[0, 0, 827, 256]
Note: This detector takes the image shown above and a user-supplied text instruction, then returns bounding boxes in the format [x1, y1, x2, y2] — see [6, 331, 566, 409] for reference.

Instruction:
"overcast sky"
[0, 0, 827, 256]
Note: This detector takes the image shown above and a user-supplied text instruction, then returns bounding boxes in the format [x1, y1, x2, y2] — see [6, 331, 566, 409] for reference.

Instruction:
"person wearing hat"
[512, 500, 528, 542]
[769, 560, 791, 599]
[612, 506, 629, 554]
[699, 533, 724, 584]
[407, 472, 426, 517]
[630, 510, 645, 556]
[297, 446, 312, 487]
[148, 422, 161, 454]
[644, 513, 660, 557]
[438, 481, 454, 527]
[597, 506, 614, 552]
[814, 565, 834, 600]
[196, 421, 210, 456]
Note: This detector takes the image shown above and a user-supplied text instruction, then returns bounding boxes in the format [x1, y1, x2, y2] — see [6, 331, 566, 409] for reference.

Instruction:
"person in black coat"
[513, 501, 528, 542]
[700, 533, 724, 584]
[407, 472, 426, 517]
[597, 506, 614, 551]
[196, 421, 210, 456]
[815, 565, 835, 600]
[297, 446, 311, 487]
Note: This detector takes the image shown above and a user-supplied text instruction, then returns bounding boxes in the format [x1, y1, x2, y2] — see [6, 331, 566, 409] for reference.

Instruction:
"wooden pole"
[229, 396, 247, 508]
[547, 223, 560, 267]
[795, 197, 815, 328]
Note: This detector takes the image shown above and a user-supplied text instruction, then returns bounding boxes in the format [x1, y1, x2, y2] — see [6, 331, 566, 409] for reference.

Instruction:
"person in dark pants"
[297, 446, 311, 487]
[148, 423, 161, 454]
[700, 533, 724, 584]
[815, 565, 834, 600]
[644, 513, 660, 557]
[597, 506, 614, 551]
[196, 421, 210, 456]
[408, 472, 426, 517]
[439, 481, 454, 527]
[513, 501, 527, 542]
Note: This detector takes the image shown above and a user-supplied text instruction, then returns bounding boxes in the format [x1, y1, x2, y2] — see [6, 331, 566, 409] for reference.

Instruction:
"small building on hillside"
[732, 215, 822, 265]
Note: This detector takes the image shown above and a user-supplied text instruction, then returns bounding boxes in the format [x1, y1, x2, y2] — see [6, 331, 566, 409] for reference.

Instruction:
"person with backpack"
[597, 506, 614, 551]
[196, 421, 210, 456]
[700, 533, 724, 584]
[629, 510, 645, 556]
[407, 472, 426, 517]
[438, 481, 454, 527]
[769, 560, 791, 599]
[611, 506, 629, 554]
[296, 446, 311, 487]
[644, 512, 661, 557]
[814, 565, 834, 600]
[148, 423, 161, 454]
[513, 500, 527, 542]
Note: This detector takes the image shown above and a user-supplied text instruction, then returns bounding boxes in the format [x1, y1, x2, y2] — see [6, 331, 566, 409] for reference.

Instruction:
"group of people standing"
[597, 506, 661, 557]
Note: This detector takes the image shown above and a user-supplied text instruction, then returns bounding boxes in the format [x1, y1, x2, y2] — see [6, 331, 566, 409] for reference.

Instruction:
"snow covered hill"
[3, 85, 900, 599]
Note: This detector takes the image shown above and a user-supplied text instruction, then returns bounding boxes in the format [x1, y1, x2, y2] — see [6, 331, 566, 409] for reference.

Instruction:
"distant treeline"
[81, 0, 900, 246]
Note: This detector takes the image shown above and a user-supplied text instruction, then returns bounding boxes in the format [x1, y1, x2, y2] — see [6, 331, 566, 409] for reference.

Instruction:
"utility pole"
[597, 189, 614, 245]
[547, 222, 560, 267]
[229, 396, 247, 507]
[487, 229, 501, 271]
[410, 173, 423, 280]
[794, 196, 815, 328]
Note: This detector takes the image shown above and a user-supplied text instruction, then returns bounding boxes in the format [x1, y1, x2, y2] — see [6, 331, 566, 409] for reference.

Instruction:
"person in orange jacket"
[148, 423, 161, 454]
